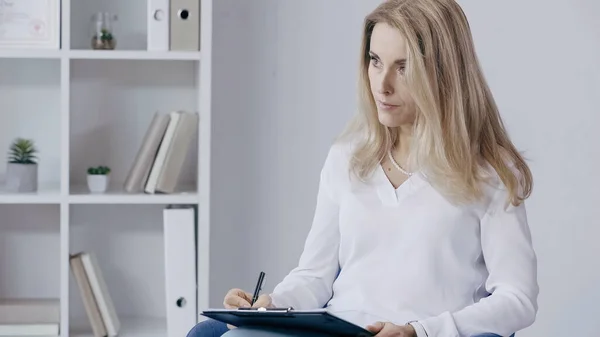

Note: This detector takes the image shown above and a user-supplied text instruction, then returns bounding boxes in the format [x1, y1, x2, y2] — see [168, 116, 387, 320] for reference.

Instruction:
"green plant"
[100, 28, 113, 41]
[87, 166, 111, 175]
[8, 138, 37, 164]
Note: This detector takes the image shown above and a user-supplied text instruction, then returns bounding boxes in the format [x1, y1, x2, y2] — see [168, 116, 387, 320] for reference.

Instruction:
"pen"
[250, 271, 265, 306]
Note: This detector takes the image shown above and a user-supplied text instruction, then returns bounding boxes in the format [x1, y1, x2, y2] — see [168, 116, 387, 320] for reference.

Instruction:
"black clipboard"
[201, 307, 374, 337]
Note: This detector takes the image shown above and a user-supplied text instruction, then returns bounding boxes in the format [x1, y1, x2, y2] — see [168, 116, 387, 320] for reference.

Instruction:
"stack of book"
[0, 298, 60, 336]
[124, 110, 199, 194]
[70, 252, 120, 337]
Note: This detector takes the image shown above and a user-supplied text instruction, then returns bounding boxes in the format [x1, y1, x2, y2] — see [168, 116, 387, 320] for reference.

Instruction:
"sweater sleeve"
[269, 147, 341, 310]
[417, 185, 539, 337]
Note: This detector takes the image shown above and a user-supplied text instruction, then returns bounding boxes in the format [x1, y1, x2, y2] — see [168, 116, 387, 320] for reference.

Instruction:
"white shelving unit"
[0, 0, 213, 336]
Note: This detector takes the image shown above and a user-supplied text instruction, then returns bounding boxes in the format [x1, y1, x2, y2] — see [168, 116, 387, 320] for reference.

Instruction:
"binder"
[164, 205, 197, 337]
[170, 0, 200, 51]
[148, 0, 170, 51]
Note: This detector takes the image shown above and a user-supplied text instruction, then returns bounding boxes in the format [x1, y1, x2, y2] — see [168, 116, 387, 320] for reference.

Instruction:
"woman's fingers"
[223, 288, 252, 309]
[251, 294, 273, 308]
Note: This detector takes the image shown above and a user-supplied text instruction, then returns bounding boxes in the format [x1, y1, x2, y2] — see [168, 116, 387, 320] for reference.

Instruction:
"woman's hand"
[223, 288, 274, 309]
[251, 294, 274, 309]
[223, 288, 253, 309]
[223, 288, 252, 330]
[222, 289, 274, 329]
[366, 322, 417, 337]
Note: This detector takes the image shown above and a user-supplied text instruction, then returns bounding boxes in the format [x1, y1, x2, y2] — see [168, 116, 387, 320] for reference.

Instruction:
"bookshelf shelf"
[0, 49, 65, 59]
[68, 185, 198, 204]
[0, 0, 213, 336]
[70, 316, 166, 337]
[0, 204, 61, 298]
[0, 183, 62, 204]
[0, 50, 202, 61]
[69, 204, 168, 335]
[68, 50, 202, 61]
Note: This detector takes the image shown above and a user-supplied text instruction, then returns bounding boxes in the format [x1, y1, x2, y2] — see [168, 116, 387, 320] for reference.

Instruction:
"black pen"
[250, 271, 265, 306]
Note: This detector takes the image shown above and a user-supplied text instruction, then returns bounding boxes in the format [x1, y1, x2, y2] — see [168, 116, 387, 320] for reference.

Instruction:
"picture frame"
[0, 0, 61, 49]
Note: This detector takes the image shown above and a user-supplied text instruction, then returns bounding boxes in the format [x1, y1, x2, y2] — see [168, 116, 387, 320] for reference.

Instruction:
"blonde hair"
[340, 0, 532, 206]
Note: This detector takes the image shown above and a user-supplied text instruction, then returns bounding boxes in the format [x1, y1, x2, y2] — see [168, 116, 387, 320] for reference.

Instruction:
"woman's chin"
[378, 111, 408, 128]
[377, 110, 415, 128]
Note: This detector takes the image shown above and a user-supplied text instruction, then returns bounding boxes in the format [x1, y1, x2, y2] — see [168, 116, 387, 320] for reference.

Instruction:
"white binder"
[163, 205, 197, 337]
[147, 0, 170, 51]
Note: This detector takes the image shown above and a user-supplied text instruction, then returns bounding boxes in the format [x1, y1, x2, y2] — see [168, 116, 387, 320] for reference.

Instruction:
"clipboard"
[201, 307, 374, 337]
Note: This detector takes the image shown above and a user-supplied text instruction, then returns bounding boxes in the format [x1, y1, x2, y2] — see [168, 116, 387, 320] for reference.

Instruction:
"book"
[81, 253, 120, 337]
[0, 298, 60, 336]
[0, 298, 59, 324]
[144, 111, 182, 193]
[70, 253, 107, 337]
[124, 112, 171, 193]
[0, 323, 59, 336]
[155, 111, 199, 193]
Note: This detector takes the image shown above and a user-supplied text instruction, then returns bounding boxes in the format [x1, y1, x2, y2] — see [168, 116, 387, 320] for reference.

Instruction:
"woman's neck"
[392, 125, 413, 160]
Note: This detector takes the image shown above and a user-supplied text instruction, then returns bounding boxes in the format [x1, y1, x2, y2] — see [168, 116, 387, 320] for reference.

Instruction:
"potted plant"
[87, 165, 111, 193]
[5, 138, 38, 193]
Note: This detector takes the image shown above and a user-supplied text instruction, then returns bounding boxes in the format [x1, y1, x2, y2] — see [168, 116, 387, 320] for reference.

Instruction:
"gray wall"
[210, 1, 600, 336]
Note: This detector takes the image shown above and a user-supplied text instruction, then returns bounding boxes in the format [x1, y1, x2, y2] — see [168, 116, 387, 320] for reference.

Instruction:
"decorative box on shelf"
[0, 0, 61, 49]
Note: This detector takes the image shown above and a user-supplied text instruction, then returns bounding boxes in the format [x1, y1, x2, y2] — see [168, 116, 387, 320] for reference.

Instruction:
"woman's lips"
[376, 100, 400, 110]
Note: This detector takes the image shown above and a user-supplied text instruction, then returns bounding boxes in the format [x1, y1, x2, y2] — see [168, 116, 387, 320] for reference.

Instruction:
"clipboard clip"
[238, 307, 295, 313]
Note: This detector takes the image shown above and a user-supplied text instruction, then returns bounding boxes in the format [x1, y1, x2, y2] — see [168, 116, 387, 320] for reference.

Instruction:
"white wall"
[210, 1, 600, 336]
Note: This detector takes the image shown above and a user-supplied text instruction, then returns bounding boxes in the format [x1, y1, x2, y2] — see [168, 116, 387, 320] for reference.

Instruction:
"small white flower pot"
[87, 174, 109, 193]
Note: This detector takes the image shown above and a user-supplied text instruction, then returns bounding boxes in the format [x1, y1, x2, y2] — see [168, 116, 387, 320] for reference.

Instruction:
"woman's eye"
[370, 56, 380, 67]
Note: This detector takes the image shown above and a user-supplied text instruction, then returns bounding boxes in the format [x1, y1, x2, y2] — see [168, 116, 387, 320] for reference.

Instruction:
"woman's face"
[367, 22, 417, 129]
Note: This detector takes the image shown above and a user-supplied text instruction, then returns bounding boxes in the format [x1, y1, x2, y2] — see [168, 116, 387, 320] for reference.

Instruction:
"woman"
[189, 0, 539, 336]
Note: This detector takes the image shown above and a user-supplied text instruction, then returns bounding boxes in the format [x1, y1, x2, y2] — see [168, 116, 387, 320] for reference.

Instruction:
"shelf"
[0, 205, 60, 299]
[1, 0, 210, 334]
[0, 183, 62, 204]
[68, 50, 201, 61]
[70, 0, 148, 51]
[69, 59, 199, 192]
[70, 316, 166, 337]
[69, 205, 167, 333]
[0, 58, 62, 191]
[0, 49, 64, 59]
[69, 185, 198, 204]
[0, 49, 201, 60]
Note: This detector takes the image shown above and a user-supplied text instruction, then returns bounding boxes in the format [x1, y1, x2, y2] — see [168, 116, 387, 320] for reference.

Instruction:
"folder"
[164, 205, 197, 337]
[147, 0, 170, 51]
[169, 0, 200, 51]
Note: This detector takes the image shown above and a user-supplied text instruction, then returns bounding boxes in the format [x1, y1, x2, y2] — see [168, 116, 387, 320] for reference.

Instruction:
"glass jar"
[91, 12, 118, 50]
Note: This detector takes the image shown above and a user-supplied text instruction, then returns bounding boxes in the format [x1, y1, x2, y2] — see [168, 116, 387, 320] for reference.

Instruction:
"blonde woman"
[188, 0, 538, 336]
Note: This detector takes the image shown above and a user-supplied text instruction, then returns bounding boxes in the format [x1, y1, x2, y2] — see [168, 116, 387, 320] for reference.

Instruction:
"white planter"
[5, 163, 38, 193]
[87, 174, 109, 193]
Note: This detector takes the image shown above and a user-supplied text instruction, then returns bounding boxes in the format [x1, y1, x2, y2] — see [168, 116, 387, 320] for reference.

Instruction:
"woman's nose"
[378, 82, 393, 96]
[377, 73, 394, 96]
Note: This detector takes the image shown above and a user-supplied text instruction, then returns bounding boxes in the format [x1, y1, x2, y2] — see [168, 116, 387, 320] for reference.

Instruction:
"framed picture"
[0, 0, 61, 49]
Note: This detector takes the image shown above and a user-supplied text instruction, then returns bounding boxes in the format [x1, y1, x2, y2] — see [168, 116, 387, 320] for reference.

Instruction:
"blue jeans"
[187, 319, 229, 337]
[186, 319, 506, 337]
